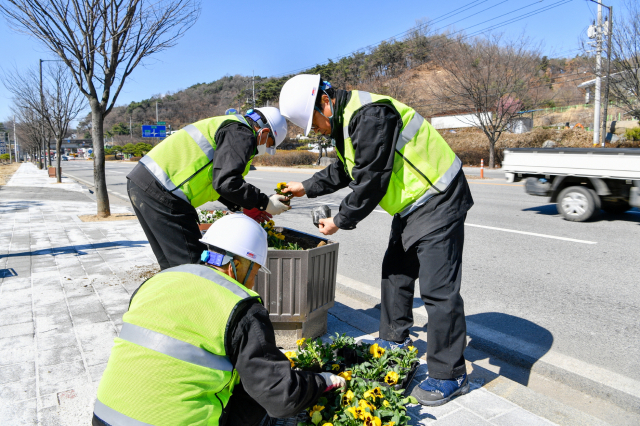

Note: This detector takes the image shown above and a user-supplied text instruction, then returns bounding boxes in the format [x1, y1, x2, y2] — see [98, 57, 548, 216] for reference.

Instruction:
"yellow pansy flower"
[277, 182, 287, 191]
[359, 399, 376, 412]
[309, 405, 324, 417]
[347, 406, 365, 420]
[341, 390, 354, 406]
[384, 371, 399, 386]
[331, 363, 340, 371]
[407, 345, 417, 352]
[384, 422, 396, 426]
[296, 338, 306, 346]
[362, 412, 382, 426]
[369, 343, 385, 358]
[338, 371, 352, 381]
[382, 400, 391, 408]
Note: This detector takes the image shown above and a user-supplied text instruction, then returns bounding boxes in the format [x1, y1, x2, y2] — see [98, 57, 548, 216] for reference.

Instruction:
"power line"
[270, 0, 504, 77]
[271, 0, 574, 79]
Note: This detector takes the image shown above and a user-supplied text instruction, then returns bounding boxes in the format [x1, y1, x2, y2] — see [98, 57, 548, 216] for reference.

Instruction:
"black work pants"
[379, 214, 467, 380]
[127, 179, 205, 270]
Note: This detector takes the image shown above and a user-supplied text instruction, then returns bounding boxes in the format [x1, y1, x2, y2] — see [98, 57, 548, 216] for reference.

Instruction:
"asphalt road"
[62, 160, 640, 383]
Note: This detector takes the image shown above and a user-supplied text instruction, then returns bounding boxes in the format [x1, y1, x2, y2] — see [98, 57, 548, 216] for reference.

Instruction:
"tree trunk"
[488, 139, 496, 168]
[55, 137, 62, 183]
[91, 102, 110, 217]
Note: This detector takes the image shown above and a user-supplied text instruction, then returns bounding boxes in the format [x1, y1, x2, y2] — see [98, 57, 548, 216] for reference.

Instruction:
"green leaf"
[406, 396, 418, 404]
[311, 410, 322, 425]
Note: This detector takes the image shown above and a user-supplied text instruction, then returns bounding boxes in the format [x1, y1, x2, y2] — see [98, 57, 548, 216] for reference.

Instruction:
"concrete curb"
[334, 274, 640, 414]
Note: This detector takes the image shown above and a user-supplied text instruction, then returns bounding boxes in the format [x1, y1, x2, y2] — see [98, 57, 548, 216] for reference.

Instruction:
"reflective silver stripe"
[399, 156, 462, 217]
[396, 113, 425, 152]
[94, 399, 152, 426]
[344, 92, 373, 140]
[119, 322, 234, 371]
[162, 264, 251, 300]
[183, 124, 214, 160]
[358, 91, 373, 105]
[139, 155, 189, 203]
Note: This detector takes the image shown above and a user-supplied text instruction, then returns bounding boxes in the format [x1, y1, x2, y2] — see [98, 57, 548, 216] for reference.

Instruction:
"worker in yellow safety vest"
[93, 214, 345, 426]
[126, 107, 292, 270]
[279, 74, 474, 407]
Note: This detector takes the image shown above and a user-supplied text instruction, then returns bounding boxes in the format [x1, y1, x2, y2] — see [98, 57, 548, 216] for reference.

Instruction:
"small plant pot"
[198, 223, 212, 232]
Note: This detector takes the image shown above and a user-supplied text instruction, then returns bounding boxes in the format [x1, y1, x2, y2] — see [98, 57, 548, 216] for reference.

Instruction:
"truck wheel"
[602, 200, 630, 214]
[557, 186, 598, 222]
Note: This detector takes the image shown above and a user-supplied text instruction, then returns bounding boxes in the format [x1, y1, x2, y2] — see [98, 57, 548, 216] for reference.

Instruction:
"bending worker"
[127, 107, 291, 270]
[93, 214, 345, 426]
[279, 75, 474, 407]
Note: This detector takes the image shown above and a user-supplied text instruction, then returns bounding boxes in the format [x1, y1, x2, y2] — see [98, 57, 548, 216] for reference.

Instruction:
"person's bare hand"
[318, 217, 339, 236]
[282, 182, 305, 198]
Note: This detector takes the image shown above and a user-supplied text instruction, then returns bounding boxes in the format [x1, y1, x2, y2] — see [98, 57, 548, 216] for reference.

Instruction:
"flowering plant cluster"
[196, 209, 226, 224]
[261, 220, 303, 250]
[285, 334, 419, 426]
[276, 182, 294, 204]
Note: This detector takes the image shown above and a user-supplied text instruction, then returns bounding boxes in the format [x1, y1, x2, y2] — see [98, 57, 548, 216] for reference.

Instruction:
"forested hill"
[97, 30, 590, 142]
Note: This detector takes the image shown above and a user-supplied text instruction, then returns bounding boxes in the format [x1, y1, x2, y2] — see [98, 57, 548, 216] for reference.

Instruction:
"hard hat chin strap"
[230, 258, 255, 286]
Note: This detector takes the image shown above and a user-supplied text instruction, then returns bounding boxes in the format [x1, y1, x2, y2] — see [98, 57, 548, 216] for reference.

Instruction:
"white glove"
[266, 194, 291, 215]
[319, 372, 346, 392]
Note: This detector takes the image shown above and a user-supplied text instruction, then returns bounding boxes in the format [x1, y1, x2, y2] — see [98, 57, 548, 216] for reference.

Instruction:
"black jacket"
[302, 90, 473, 247]
[127, 121, 269, 212]
[93, 284, 326, 426]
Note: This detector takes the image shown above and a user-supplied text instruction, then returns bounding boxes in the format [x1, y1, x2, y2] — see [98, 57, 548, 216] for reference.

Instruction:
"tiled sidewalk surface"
[0, 164, 556, 425]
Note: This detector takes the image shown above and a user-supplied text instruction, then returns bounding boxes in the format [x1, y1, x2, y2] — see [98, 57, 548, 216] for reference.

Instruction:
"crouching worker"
[93, 214, 345, 426]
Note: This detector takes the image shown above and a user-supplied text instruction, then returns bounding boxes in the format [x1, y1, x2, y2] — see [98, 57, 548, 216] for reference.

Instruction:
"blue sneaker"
[372, 337, 413, 350]
[414, 373, 469, 406]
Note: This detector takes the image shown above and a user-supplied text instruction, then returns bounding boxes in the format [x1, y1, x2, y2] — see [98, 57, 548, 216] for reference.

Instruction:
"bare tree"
[1, 0, 201, 216]
[2, 63, 85, 181]
[607, 0, 640, 120]
[428, 34, 542, 167]
[12, 106, 48, 163]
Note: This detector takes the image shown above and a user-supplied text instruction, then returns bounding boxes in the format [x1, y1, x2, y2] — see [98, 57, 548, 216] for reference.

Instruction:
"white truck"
[503, 148, 640, 222]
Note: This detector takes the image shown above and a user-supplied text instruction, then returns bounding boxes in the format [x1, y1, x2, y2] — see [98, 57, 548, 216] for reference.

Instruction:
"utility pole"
[130, 116, 133, 140]
[252, 70, 256, 109]
[39, 59, 45, 169]
[14, 115, 19, 161]
[593, 3, 603, 147]
[600, 6, 613, 147]
[156, 101, 159, 123]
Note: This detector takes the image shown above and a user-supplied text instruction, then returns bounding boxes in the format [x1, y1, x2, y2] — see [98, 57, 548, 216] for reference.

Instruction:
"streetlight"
[39, 58, 65, 169]
[588, 0, 613, 147]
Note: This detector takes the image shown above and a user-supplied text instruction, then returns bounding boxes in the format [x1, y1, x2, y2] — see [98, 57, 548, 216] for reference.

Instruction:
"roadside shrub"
[0, 153, 10, 161]
[130, 156, 142, 162]
[105, 155, 117, 161]
[252, 150, 318, 167]
[625, 127, 640, 141]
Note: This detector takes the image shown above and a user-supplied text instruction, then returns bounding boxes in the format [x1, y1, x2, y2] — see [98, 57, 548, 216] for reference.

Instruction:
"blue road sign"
[142, 125, 167, 138]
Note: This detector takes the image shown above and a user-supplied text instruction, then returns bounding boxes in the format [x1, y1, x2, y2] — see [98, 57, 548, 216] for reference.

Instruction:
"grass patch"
[0, 162, 21, 185]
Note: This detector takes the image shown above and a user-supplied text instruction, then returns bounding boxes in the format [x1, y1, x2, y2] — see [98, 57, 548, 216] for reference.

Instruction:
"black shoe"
[413, 373, 469, 406]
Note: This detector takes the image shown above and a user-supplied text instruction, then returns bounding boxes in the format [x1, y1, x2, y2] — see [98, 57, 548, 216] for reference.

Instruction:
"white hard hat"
[200, 214, 270, 273]
[279, 74, 320, 136]
[255, 107, 288, 147]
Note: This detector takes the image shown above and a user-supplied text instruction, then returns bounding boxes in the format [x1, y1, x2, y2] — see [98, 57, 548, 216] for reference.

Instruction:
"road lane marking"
[467, 180, 522, 187]
[465, 223, 597, 244]
[62, 172, 129, 201]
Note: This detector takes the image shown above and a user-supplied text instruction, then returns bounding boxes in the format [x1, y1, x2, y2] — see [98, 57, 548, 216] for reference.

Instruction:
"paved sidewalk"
[1, 163, 558, 425]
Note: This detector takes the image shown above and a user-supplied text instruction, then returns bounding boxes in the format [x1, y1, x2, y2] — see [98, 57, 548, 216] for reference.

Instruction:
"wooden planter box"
[254, 227, 339, 344]
[48, 166, 56, 178]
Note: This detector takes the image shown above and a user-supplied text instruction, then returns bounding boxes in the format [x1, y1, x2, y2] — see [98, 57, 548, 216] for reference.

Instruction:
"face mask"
[257, 143, 267, 156]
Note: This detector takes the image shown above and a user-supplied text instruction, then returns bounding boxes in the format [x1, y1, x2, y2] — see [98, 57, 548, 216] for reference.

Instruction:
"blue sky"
[0, 0, 624, 124]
